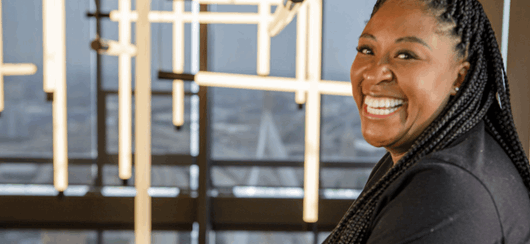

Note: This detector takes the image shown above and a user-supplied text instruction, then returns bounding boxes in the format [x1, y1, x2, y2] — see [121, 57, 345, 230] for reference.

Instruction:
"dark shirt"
[360, 121, 530, 243]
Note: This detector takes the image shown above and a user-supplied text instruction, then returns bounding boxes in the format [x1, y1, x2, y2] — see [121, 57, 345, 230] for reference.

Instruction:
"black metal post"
[92, 1, 106, 242]
[94, 0, 105, 190]
[197, 4, 211, 244]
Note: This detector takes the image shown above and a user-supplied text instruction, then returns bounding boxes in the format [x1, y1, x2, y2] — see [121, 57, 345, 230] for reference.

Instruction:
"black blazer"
[338, 120, 530, 243]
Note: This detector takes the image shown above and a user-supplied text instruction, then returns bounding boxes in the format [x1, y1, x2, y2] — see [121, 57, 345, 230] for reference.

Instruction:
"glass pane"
[320, 0, 384, 163]
[0, 163, 93, 185]
[318, 232, 332, 244]
[103, 230, 191, 244]
[212, 166, 303, 188]
[0, 1, 95, 158]
[214, 231, 312, 244]
[0, 229, 97, 244]
[321, 95, 386, 162]
[320, 168, 372, 190]
[211, 89, 304, 160]
[106, 95, 191, 155]
[0, 230, 190, 244]
[103, 165, 190, 188]
[208, 4, 301, 160]
[321, 0, 377, 81]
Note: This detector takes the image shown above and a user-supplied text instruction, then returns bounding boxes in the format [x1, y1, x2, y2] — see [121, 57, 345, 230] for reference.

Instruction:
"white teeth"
[364, 96, 404, 116]
[367, 106, 399, 115]
[364, 96, 404, 108]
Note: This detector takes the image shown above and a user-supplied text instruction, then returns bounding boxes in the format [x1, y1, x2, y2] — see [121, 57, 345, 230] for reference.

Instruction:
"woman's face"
[350, 0, 469, 163]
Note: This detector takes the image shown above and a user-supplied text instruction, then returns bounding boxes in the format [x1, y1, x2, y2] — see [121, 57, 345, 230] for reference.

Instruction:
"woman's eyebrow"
[359, 33, 376, 40]
[359, 34, 431, 50]
[395, 36, 431, 50]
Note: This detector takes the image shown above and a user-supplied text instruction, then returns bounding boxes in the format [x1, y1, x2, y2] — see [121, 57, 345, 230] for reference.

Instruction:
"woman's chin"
[362, 128, 398, 148]
[363, 135, 393, 149]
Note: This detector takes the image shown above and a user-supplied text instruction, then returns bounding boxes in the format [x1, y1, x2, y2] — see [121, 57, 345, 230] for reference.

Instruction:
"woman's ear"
[451, 61, 470, 95]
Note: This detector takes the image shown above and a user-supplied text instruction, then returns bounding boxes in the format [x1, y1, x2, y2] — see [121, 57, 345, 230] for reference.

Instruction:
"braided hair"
[323, 0, 530, 243]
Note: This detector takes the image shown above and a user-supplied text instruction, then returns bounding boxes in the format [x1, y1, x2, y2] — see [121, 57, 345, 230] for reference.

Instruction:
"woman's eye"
[396, 52, 415, 60]
[356, 47, 373, 55]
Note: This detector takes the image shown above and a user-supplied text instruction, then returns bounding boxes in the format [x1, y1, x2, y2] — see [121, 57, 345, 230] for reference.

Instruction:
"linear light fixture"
[118, 0, 133, 180]
[114, 0, 330, 223]
[110, 10, 274, 24]
[268, 0, 305, 37]
[173, 1, 185, 128]
[89, 1, 137, 181]
[303, 0, 322, 223]
[177, 0, 282, 4]
[43, 0, 68, 192]
[109, 0, 278, 128]
[135, 0, 152, 242]
[0, 0, 38, 113]
[192, 71, 351, 96]
[43, 0, 65, 94]
[257, 1, 271, 75]
[295, 2, 308, 104]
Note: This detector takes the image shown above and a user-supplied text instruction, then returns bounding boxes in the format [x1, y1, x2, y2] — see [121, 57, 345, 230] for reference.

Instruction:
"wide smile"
[363, 95, 405, 119]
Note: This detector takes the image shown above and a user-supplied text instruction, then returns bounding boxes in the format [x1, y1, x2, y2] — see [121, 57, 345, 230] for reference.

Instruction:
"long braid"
[324, 0, 530, 243]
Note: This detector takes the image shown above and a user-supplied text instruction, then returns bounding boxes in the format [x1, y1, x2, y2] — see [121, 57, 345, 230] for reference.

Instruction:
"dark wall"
[507, 0, 530, 157]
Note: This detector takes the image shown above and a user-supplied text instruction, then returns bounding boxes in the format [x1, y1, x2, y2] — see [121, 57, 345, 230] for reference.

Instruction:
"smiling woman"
[323, 0, 530, 243]
[352, 3, 471, 163]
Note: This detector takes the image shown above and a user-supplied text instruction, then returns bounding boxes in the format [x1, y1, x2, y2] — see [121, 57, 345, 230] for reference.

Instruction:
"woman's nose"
[362, 63, 393, 84]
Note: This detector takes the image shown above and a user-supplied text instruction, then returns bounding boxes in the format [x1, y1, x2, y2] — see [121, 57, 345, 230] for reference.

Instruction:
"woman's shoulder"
[370, 149, 530, 243]
[396, 120, 530, 242]
[422, 120, 529, 208]
[369, 155, 506, 243]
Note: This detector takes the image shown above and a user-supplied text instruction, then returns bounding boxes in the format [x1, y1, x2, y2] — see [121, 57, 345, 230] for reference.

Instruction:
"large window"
[0, 0, 384, 243]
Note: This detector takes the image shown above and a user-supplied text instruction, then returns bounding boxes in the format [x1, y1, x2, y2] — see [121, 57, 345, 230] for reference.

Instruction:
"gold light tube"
[118, 0, 133, 180]
[193, 71, 351, 96]
[173, 1, 185, 127]
[268, 0, 304, 37]
[1, 64, 38, 75]
[177, 0, 282, 4]
[99, 39, 137, 56]
[303, 0, 322, 223]
[43, 0, 65, 93]
[43, 0, 68, 193]
[257, 1, 270, 76]
[295, 2, 308, 105]
[135, 0, 152, 242]
[110, 11, 274, 24]
[0, 63, 38, 112]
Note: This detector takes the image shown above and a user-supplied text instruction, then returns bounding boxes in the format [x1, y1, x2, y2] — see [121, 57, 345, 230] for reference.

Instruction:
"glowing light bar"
[295, 2, 308, 104]
[42, 0, 68, 192]
[176, 0, 283, 4]
[0, 64, 38, 76]
[118, 0, 133, 180]
[193, 71, 351, 96]
[257, 1, 271, 75]
[43, 0, 66, 93]
[135, 0, 152, 242]
[0, 63, 37, 112]
[303, 0, 322, 223]
[110, 11, 274, 24]
[108, 0, 330, 224]
[96, 39, 137, 56]
[173, 1, 185, 127]
[268, 0, 305, 37]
